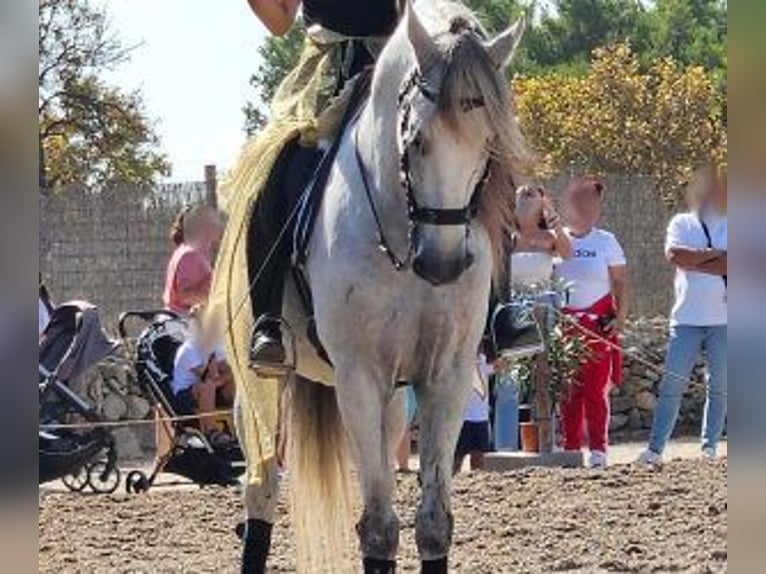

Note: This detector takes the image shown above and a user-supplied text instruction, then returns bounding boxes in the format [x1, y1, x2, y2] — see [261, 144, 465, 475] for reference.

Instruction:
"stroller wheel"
[87, 461, 121, 494]
[62, 466, 89, 492]
[125, 470, 150, 494]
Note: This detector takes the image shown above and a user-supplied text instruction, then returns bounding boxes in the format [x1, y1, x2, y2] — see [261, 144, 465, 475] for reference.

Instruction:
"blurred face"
[200, 210, 223, 246]
[710, 177, 727, 214]
[515, 186, 545, 225]
[564, 182, 602, 230]
[687, 168, 727, 215]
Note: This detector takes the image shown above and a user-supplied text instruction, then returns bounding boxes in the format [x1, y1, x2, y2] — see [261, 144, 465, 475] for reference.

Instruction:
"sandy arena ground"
[39, 453, 726, 573]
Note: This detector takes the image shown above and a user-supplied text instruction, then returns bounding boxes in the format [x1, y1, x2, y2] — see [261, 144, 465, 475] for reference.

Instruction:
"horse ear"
[405, 0, 441, 73]
[484, 14, 526, 70]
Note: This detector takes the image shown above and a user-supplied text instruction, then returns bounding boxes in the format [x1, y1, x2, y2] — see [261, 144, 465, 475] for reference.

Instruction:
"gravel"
[39, 458, 726, 573]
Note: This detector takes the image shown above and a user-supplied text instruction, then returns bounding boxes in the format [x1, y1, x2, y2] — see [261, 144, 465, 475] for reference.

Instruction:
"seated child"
[172, 305, 235, 437]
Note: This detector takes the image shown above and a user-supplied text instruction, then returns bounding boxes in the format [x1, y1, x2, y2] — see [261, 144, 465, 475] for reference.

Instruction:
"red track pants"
[560, 295, 621, 453]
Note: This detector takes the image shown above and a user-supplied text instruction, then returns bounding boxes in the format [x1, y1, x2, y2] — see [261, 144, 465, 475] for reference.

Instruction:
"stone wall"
[40, 174, 677, 328]
[608, 318, 711, 442]
[76, 354, 155, 461]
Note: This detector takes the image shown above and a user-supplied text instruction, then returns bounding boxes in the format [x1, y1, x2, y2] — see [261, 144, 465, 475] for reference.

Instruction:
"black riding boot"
[247, 138, 321, 369]
[421, 558, 448, 574]
[363, 557, 397, 574]
[241, 519, 273, 574]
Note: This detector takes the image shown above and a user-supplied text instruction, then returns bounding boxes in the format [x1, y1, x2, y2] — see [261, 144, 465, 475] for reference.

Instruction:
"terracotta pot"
[519, 421, 539, 453]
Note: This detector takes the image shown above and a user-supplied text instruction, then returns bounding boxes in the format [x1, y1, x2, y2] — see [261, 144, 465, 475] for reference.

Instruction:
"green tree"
[514, 44, 726, 204]
[647, 0, 727, 72]
[530, 0, 653, 73]
[39, 0, 169, 191]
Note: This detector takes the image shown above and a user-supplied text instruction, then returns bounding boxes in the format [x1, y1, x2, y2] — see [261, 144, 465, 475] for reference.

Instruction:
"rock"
[111, 427, 145, 461]
[628, 408, 642, 430]
[636, 391, 657, 412]
[74, 366, 101, 397]
[125, 395, 151, 420]
[632, 378, 656, 394]
[101, 394, 127, 421]
[640, 409, 654, 429]
[609, 413, 629, 431]
[610, 395, 636, 413]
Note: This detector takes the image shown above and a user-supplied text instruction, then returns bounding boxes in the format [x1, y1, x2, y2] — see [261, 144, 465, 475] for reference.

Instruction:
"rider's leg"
[247, 138, 321, 365]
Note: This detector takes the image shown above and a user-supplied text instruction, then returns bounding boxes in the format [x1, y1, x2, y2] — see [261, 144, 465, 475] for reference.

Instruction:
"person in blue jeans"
[639, 166, 727, 465]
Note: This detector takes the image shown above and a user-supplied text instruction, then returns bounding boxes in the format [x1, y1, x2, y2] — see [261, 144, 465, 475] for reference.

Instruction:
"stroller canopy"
[40, 301, 120, 382]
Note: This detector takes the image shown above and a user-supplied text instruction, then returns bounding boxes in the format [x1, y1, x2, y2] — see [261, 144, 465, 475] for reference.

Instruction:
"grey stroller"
[39, 301, 122, 493]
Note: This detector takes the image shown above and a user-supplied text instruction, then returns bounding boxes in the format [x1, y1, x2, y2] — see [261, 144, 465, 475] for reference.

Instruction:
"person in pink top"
[163, 205, 222, 315]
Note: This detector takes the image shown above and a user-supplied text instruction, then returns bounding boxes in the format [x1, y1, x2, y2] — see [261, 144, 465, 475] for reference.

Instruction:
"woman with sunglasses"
[493, 185, 572, 450]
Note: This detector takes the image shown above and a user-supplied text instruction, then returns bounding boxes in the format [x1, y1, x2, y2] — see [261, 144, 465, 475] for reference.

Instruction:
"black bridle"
[354, 68, 490, 271]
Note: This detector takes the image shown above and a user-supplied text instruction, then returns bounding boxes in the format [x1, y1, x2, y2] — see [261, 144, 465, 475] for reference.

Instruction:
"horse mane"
[421, 1, 537, 282]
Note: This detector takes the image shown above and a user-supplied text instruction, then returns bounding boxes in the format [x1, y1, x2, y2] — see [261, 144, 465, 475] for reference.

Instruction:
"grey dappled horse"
[245, 1, 532, 571]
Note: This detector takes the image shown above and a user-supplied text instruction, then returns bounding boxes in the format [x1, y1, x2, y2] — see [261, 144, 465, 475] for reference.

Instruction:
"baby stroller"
[39, 301, 123, 493]
[117, 310, 243, 493]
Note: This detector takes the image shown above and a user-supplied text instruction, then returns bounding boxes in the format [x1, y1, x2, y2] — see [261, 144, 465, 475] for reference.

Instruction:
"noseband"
[354, 68, 489, 271]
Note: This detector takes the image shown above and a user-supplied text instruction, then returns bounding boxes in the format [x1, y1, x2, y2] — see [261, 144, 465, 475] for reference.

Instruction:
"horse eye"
[411, 133, 428, 156]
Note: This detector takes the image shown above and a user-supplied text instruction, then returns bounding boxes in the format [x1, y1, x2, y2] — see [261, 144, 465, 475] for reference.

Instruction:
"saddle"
[288, 68, 374, 365]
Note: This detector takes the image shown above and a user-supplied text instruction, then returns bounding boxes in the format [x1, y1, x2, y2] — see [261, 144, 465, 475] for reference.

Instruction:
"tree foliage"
[514, 43, 726, 203]
[39, 0, 169, 191]
[241, 0, 727, 203]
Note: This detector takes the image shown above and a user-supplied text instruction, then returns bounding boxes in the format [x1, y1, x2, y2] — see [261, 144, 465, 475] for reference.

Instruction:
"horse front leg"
[414, 371, 471, 574]
[335, 366, 400, 573]
[235, 396, 281, 574]
[240, 454, 280, 573]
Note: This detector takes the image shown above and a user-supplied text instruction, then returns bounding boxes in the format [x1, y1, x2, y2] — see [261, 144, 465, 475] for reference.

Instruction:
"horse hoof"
[420, 557, 447, 574]
[363, 557, 396, 574]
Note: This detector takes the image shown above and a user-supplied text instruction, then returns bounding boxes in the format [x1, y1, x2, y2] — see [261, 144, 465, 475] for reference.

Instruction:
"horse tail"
[287, 376, 354, 573]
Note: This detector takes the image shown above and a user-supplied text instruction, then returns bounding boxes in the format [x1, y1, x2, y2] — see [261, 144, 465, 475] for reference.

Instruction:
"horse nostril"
[412, 255, 444, 286]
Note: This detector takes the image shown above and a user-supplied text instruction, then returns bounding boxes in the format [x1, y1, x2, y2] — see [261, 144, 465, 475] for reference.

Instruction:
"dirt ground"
[39, 458, 726, 573]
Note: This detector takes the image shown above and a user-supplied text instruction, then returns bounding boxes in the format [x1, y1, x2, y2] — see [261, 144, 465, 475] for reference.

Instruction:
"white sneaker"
[702, 447, 717, 460]
[588, 450, 607, 469]
[636, 448, 663, 466]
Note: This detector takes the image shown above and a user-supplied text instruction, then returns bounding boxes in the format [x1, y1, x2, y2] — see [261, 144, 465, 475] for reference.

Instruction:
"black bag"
[697, 214, 727, 288]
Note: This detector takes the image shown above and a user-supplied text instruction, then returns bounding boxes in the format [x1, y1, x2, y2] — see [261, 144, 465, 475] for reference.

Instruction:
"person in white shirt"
[172, 305, 235, 435]
[453, 351, 492, 473]
[554, 176, 629, 469]
[639, 166, 727, 465]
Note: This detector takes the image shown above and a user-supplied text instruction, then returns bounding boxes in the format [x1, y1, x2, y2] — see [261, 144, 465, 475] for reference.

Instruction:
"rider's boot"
[241, 518, 272, 574]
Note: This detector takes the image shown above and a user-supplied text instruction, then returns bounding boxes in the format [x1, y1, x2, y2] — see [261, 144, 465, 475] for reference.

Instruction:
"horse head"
[382, 0, 530, 286]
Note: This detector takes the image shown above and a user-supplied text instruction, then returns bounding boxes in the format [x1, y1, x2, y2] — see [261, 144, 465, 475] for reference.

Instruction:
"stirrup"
[491, 302, 544, 361]
[247, 315, 296, 377]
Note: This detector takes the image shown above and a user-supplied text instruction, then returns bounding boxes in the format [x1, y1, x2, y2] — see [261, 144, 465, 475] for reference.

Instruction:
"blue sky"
[103, 0, 268, 182]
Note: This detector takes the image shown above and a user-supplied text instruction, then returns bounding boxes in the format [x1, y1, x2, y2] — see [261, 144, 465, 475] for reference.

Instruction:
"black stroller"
[117, 310, 243, 493]
[39, 301, 123, 493]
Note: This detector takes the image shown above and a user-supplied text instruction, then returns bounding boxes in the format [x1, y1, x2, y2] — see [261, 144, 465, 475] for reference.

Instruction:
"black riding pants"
[246, 138, 321, 331]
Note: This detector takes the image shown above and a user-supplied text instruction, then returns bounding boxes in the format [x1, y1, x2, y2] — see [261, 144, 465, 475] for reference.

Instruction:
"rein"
[353, 67, 489, 272]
